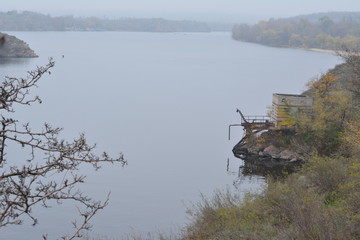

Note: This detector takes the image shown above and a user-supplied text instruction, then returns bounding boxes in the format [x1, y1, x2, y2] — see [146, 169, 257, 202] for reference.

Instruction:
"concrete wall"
[271, 93, 313, 126]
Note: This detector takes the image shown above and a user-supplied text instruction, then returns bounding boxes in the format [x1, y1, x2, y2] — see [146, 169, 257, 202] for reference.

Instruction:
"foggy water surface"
[0, 32, 340, 239]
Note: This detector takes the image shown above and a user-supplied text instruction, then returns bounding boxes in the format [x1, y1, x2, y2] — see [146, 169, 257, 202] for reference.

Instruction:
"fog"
[2, 0, 360, 22]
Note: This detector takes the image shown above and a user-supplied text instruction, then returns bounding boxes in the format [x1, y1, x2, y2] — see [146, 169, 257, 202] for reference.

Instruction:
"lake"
[0, 31, 340, 239]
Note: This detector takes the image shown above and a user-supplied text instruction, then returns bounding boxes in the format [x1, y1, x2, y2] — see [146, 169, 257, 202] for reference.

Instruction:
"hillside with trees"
[232, 12, 360, 50]
[0, 10, 214, 32]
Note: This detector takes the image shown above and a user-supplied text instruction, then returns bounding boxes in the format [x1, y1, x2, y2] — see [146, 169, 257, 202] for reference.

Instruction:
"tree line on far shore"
[0, 10, 213, 32]
[232, 12, 360, 50]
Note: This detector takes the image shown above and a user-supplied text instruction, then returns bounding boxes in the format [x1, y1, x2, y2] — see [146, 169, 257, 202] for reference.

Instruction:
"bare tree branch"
[62, 194, 110, 240]
[0, 59, 126, 238]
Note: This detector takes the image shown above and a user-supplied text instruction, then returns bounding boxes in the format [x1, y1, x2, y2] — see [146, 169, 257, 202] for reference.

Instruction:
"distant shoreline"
[307, 48, 337, 55]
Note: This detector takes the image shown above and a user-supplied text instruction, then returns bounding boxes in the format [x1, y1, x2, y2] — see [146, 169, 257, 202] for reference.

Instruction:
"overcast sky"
[2, 0, 360, 22]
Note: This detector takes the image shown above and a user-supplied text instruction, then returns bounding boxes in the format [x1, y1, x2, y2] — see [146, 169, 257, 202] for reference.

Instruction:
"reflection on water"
[0, 57, 31, 66]
[227, 157, 301, 190]
[240, 158, 301, 178]
[226, 157, 265, 192]
[0, 57, 32, 80]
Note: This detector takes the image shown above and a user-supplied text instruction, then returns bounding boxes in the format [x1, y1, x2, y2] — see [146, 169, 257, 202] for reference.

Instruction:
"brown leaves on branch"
[0, 59, 126, 239]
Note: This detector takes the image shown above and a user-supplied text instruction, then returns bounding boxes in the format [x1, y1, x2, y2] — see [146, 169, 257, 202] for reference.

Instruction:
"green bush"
[182, 157, 358, 240]
[303, 156, 349, 194]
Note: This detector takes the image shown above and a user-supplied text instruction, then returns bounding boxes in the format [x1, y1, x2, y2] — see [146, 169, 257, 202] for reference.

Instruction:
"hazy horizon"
[2, 0, 360, 23]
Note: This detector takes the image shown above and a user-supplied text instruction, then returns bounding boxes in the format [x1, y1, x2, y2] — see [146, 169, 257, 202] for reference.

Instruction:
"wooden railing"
[241, 115, 272, 124]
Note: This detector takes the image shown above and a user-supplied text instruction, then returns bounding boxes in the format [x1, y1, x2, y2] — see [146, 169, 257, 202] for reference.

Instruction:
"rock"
[0, 33, 38, 58]
[248, 145, 262, 154]
[263, 145, 281, 159]
[279, 149, 297, 160]
[232, 129, 305, 163]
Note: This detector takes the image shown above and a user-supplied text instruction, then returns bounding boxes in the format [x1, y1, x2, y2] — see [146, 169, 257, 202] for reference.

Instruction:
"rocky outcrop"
[233, 129, 306, 163]
[0, 33, 37, 58]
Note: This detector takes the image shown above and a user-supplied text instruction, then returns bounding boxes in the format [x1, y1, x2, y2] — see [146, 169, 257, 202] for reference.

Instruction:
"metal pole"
[228, 124, 242, 140]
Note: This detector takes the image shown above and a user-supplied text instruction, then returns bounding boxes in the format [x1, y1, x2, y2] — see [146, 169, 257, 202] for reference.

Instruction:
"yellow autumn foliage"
[278, 107, 298, 127]
[346, 121, 360, 146]
[307, 73, 339, 98]
[342, 120, 360, 156]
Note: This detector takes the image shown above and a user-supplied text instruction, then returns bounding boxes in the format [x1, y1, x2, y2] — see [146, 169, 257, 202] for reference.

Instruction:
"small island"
[0, 32, 38, 58]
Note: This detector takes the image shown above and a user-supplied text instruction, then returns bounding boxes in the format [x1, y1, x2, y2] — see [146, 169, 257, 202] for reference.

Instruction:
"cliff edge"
[233, 129, 307, 164]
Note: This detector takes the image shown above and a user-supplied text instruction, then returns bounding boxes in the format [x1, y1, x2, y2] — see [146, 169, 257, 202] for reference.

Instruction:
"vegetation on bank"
[178, 49, 360, 240]
[183, 156, 359, 240]
[232, 12, 360, 50]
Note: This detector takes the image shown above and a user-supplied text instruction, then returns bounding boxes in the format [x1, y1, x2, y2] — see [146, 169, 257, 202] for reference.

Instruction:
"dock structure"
[229, 93, 314, 159]
[228, 109, 274, 157]
[228, 109, 274, 140]
[237, 109, 274, 134]
[229, 93, 313, 141]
